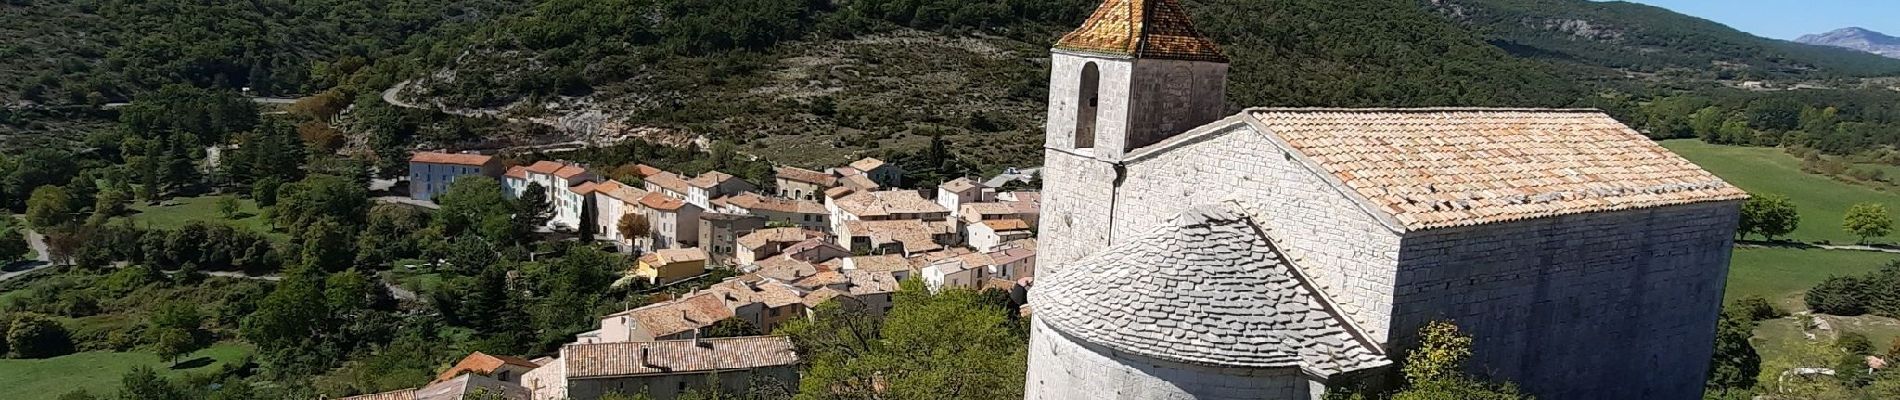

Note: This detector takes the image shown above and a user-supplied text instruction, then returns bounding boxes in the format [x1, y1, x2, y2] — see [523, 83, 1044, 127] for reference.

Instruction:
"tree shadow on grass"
[170, 357, 214, 370]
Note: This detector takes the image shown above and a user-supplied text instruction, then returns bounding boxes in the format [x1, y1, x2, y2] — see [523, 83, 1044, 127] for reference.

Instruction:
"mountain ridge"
[1796, 27, 1900, 59]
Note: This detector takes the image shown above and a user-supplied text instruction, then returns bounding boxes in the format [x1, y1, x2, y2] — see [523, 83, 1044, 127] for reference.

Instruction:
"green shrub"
[1807, 276, 1872, 316]
[1726, 296, 1784, 322]
[7, 313, 74, 358]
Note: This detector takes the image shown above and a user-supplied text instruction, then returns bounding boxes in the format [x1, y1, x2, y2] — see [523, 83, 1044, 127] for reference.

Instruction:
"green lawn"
[0, 342, 253, 400]
[124, 195, 274, 235]
[1724, 247, 1896, 307]
[1662, 139, 1900, 244]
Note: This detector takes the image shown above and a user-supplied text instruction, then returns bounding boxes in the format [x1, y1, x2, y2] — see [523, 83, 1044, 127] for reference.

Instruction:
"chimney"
[639, 346, 659, 369]
[693, 327, 708, 348]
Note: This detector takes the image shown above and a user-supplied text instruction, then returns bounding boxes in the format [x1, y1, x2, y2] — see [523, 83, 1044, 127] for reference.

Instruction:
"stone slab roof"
[1230, 108, 1746, 230]
[410, 152, 494, 167]
[561, 336, 799, 379]
[1030, 205, 1389, 377]
[725, 193, 827, 214]
[1054, 0, 1227, 62]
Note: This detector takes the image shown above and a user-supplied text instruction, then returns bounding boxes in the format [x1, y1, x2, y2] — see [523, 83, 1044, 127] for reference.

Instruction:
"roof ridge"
[1245, 107, 1606, 113]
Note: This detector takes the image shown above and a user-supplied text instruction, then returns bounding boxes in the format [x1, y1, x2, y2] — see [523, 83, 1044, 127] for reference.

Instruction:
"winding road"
[1, 217, 54, 282]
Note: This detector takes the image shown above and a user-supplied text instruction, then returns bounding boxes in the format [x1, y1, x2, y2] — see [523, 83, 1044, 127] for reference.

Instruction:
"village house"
[825, 189, 951, 233]
[634, 247, 709, 285]
[714, 192, 830, 231]
[988, 238, 1037, 281]
[935, 177, 994, 216]
[408, 152, 502, 201]
[523, 336, 800, 400]
[773, 166, 836, 201]
[706, 275, 808, 333]
[838, 219, 959, 256]
[511, 161, 597, 231]
[642, 171, 693, 199]
[698, 212, 766, 265]
[685, 171, 755, 210]
[921, 251, 997, 291]
[796, 269, 901, 316]
[637, 192, 701, 251]
[340, 373, 530, 400]
[735, 227, 826, 262]
[581, 293, 734, 344]
[591, 180, 650, 250]
[965, 219, 1034, 252]
[436, 352, 542, 385]
[776, 238, 850, 263]
[845, 157, 903, 188]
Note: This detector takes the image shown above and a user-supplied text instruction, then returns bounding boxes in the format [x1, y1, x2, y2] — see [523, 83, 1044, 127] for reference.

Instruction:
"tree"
[0, 225, 27, 263]
[116, 366, 186, 400]
[6, 313, 73, 358]
[1388, 320, 1528, 400]
[782, 280, 1023, 399]
[25, 186, 74, 229]
[272, 175, 369, 237]
[1738, 193, 1799, 240]
[514, 182, 554, 237]
[90, 189, 130, 225]
[1844, 203, 1894, 244]
[217, 195, 241, 219]
[252, 176, 282, 207]
[146, 302, 208, 365]
[433, 177, 514, 241]
[1706, 312, 1761, 393]
[617, 213, 652, 244]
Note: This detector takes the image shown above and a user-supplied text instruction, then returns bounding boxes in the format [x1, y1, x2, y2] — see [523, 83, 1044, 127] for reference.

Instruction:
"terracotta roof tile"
[595, 180, 650, 203]
[552, 165, 589, 179]
[571, 181, 599, 194]
[848, 158, 887, 172]
[525, 161, 565, 174]
[939, 177, 982, 193]
[844, 255, 912, 274]
[504, 166, 528, 180]
[839, 174, 880, 191]
[736, 227, 825, 250]
[337, 389, 417, 400]
[607, 293, 734, 338]
[724, 193, 828, 215]
[1240, 108, 1748, 230]
[832, 190, 947, 219]
[775, 166, 837, 186]
[635, 164, 665, 177]
[560, 336, 799, 379]
[409, 152, 495, 167]
[639, 192, 689, 212]
[1054, 0, 1228, 62]
[645, 172, 691, 194]
[642, 247, 708, 265]
[824, 186, 857, 199]
[433, 351, 540, 383]
[688, 171, 740, 188]
[709, 275, 807, 307]
[981, 219, 1033, 232]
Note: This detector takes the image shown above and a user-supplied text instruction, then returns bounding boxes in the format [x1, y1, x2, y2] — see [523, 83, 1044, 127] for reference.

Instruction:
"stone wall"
[1388, 200, 1741, 400]
[1036, 147, 1120, 267]
[1109, 122, 1405, 339]
[564, 367, 798, 400]
[1025, 319, 1320, 400]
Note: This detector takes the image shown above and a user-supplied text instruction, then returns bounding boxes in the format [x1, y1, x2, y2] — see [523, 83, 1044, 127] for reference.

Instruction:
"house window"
[770, 307, 781, 317]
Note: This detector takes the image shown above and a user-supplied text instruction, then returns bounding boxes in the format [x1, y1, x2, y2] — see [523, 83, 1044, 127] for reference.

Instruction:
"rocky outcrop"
[1796, 27, 1900, 59]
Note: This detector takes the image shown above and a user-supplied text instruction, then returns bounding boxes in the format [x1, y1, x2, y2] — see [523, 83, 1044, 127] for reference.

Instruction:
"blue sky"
[1619, 0, 1900, 40]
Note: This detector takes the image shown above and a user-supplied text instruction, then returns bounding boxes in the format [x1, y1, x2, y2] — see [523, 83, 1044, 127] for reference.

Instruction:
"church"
[1024, 0, 1748, 399]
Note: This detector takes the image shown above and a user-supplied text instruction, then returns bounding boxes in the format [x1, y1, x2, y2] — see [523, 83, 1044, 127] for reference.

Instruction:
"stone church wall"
[1024, 319, 1320, 400]
[1389, 200, 1741, 400]
[1109, 122, 1405, 340]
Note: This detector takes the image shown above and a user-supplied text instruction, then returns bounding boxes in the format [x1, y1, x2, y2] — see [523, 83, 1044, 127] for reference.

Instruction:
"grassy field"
[1662, 139, 1900, 244]
[1723, 247, 1898, 307]
[0, 342, 253, 399]
[123, 195, 274, 235]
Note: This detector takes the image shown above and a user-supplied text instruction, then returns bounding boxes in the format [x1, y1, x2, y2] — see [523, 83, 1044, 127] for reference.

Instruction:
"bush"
[1726, 296, 1784, 322]
[7, 313, 74, 358]
[1807, 276, 1872, 316]
[1839, 332, 1874, 355]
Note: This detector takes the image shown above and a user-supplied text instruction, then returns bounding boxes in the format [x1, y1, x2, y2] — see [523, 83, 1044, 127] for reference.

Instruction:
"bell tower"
[1043, 0, 1230, 162]
[1039, 0, 1231, 267]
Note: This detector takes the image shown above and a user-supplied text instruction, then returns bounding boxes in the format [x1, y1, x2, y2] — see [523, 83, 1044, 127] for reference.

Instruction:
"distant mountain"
[1796, 27, 1900, 59]
[1423, 0, 1900, 78]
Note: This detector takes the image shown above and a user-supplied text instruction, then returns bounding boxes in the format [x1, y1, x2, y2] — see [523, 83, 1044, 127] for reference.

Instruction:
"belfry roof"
[1055, 0, 1228, 62]
[1030, 205, 1389, 377]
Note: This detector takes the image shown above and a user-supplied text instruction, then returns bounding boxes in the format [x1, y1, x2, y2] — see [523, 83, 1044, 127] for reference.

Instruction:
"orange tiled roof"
[1240, 108, 1748, 230]
[688, 171, 740, 188]
[725, 193, 827, 215]
[571, 181, 599, 195]
[409, 152, 495, 167]
[639, 192, 688, 212]
[560, 336, 799, 379]
[504, 166, 528, 180]
[1054, 0, 1228, 62]
[642, 247, 708, 265]
[524, 160, 565, 174]
[552, 165, 589, 179]
[981, 219, 1033, 232]
[634, 164, 664, 177]
[848, 157, 887, 172]
[433, 351, 540, 383]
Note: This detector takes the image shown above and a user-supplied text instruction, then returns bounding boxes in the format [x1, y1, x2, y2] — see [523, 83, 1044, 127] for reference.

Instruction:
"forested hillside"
[1426, 0, 1900, 80]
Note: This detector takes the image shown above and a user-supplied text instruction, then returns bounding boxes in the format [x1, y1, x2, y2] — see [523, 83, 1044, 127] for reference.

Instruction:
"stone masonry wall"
[1036, 147, 1119, 268]
[1111, 122, 1405, 339]
[1389, 200, 1741, 400]
[1024, 319, 1319, 400]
